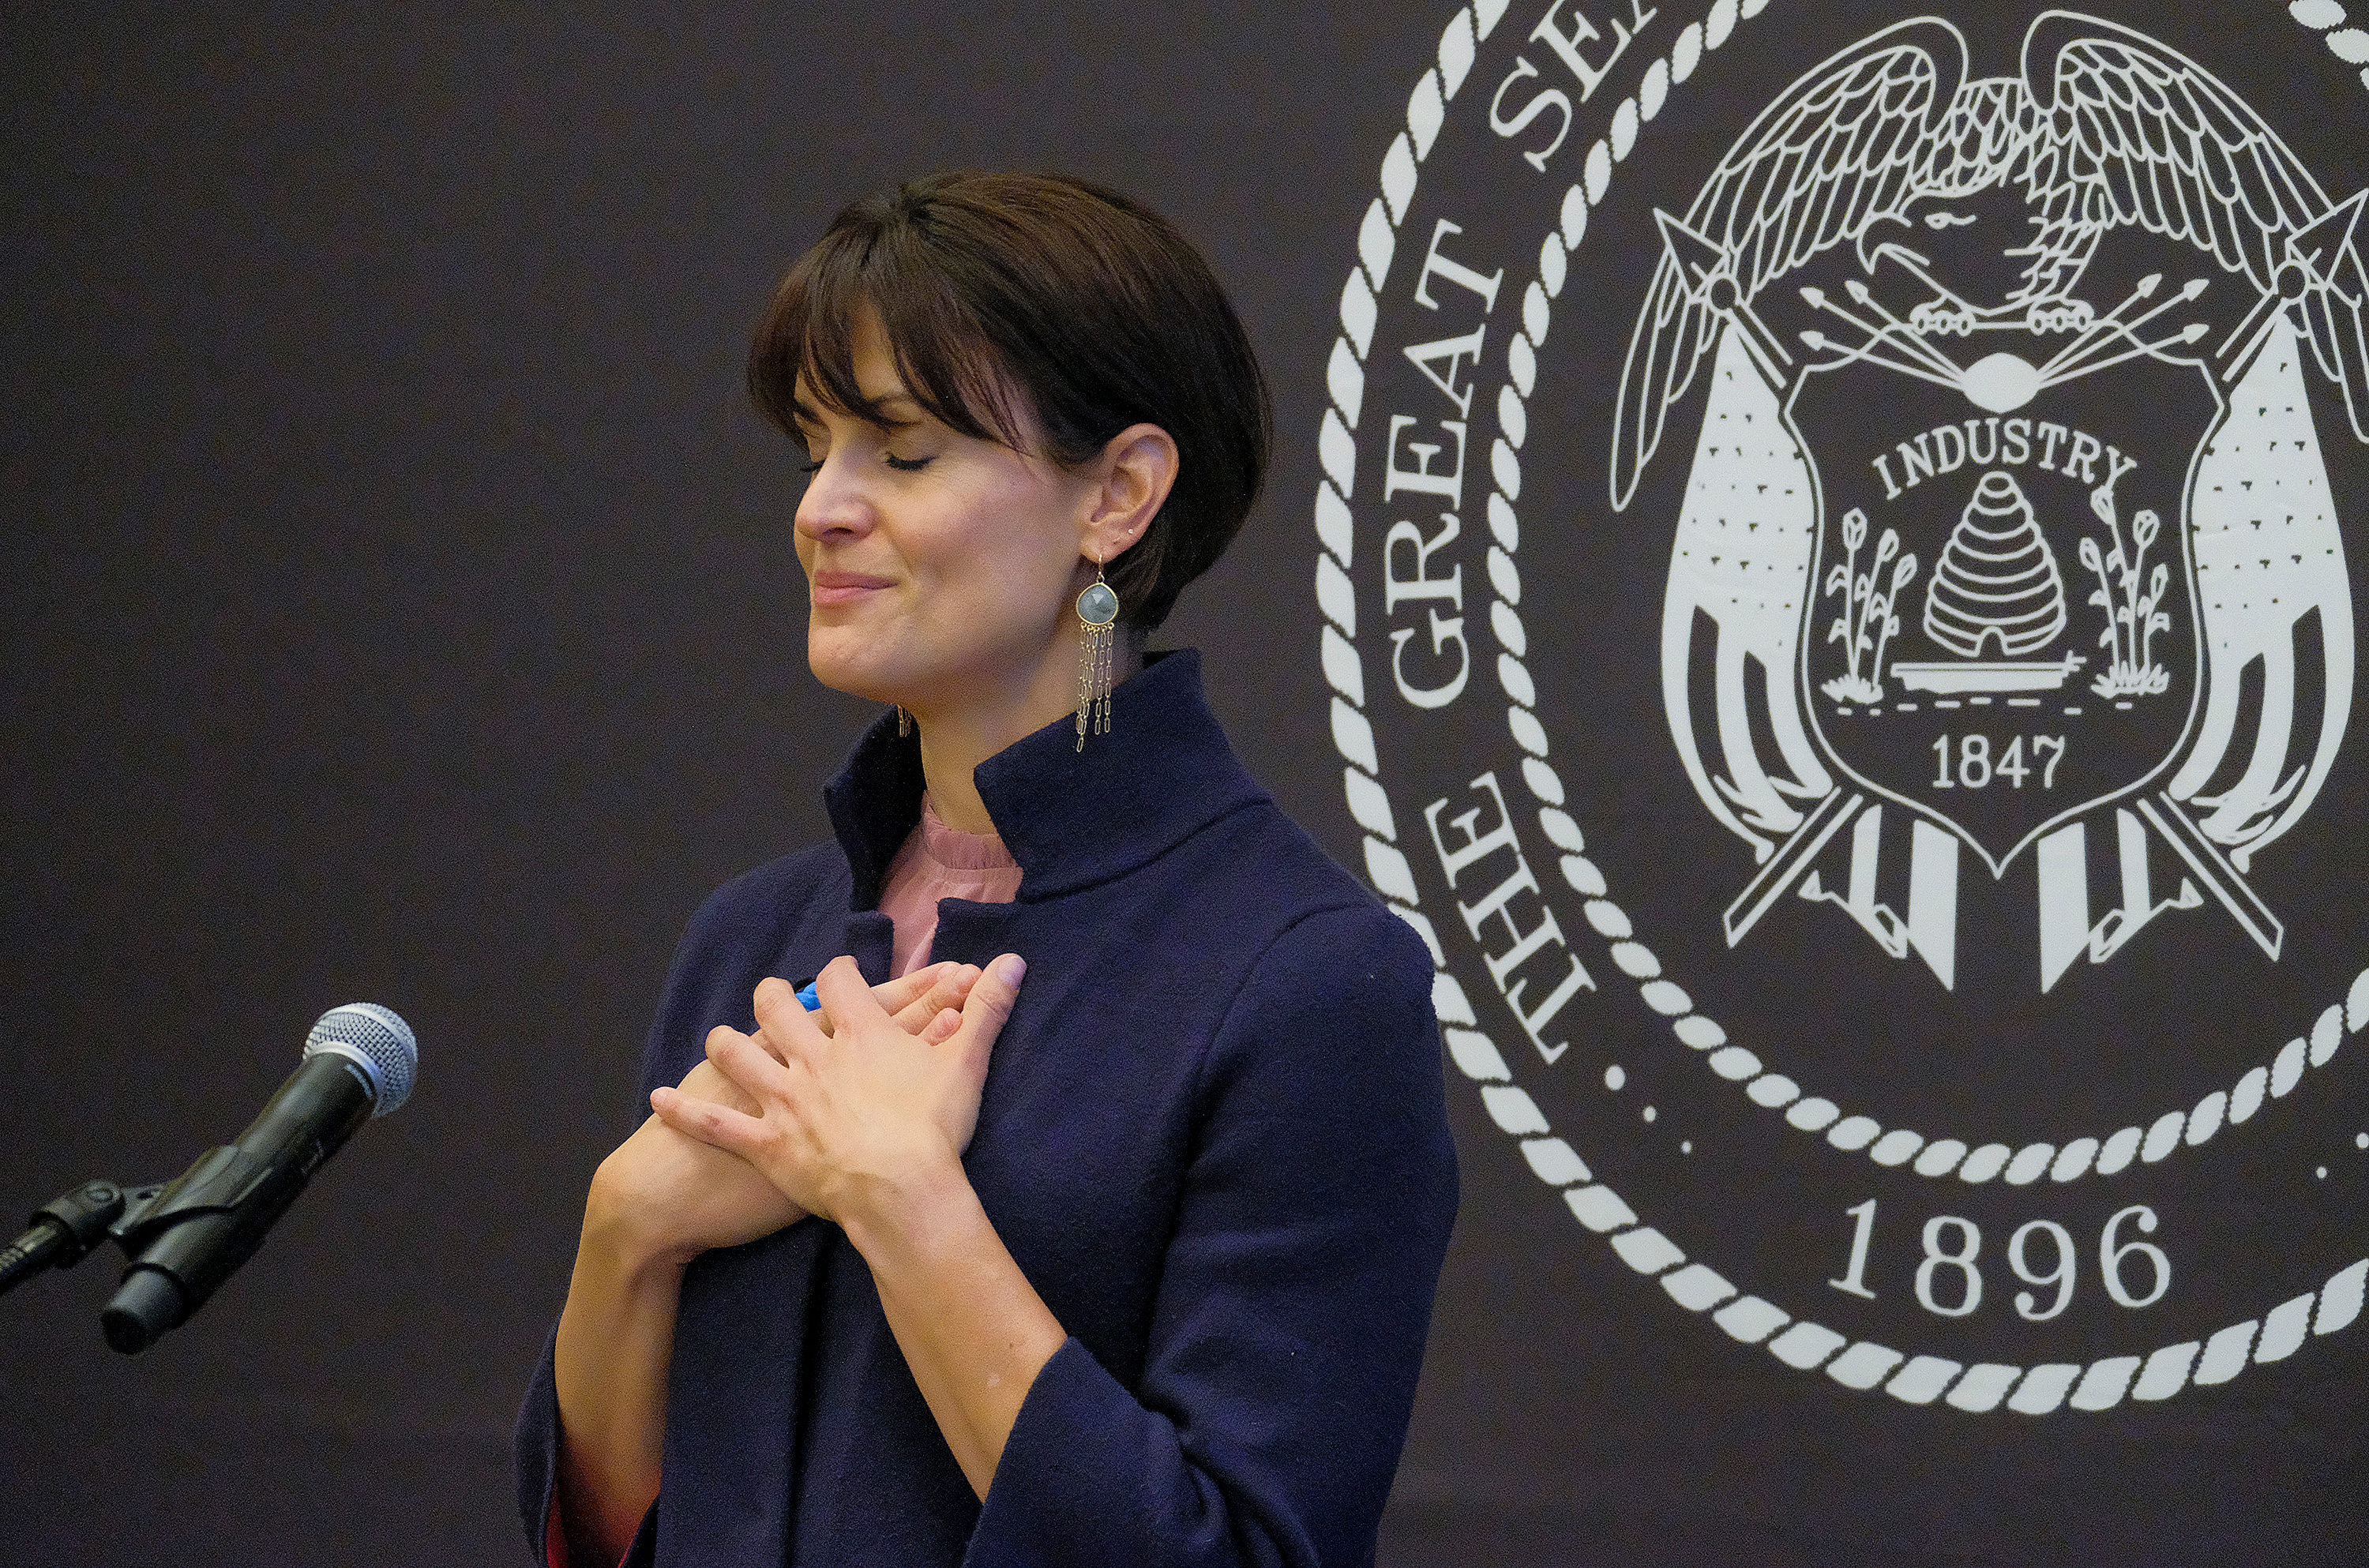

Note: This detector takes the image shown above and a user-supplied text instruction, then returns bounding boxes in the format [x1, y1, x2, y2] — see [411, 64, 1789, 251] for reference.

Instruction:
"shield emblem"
[1786, 337, 2217, 876]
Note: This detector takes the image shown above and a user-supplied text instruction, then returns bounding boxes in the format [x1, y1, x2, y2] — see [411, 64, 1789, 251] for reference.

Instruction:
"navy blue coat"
[516, 651, 1459, 1566]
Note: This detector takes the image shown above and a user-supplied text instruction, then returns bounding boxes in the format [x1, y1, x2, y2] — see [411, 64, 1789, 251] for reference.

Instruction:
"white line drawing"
[2078, 464, 2169, 698]
[1616, 12, 2365, 989]
[1924, 471, 2067, 662]
[1821, 508, 1919, 704]
[2169, 317, 2356, 878]
[1319, 0, 2369, 1412]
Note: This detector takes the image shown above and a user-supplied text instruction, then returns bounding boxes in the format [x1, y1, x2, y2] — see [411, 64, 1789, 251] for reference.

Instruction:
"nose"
[794, 452, 875, 545]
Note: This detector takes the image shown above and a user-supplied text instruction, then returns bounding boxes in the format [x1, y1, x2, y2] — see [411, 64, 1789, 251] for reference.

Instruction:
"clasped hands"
[590, 954, 1027, 1268]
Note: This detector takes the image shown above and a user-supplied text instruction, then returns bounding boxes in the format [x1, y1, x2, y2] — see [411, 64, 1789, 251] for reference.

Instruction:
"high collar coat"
[516, 651, 1459, 1566]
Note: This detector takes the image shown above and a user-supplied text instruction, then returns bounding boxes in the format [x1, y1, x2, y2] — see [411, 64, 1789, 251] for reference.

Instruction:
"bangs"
[748, 171, 1270, 631]
[749, 213, 1027, 452]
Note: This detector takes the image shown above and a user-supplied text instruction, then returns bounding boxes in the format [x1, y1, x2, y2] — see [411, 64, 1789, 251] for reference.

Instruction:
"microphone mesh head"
[303, 1003, 419, 1116]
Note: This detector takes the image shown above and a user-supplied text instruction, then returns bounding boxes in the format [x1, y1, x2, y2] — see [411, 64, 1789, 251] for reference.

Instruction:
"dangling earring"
[895, 704, 911, 737]
[1075, 562, 1119, 751]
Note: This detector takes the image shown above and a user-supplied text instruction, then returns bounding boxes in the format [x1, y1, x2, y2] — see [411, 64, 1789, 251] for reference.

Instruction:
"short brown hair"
[749, 171, 1271, 632]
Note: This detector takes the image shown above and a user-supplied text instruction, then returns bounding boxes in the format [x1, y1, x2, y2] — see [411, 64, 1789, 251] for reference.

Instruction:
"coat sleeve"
[512, 865, 812, 1566]
[963, 902, 1459, 1568]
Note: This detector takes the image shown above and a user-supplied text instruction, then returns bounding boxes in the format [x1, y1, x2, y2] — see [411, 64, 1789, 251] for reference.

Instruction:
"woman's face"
[790, 310, 1099, 720]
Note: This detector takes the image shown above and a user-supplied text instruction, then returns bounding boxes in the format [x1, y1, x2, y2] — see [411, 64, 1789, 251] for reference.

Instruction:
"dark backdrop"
[2, 5, 2363, 1566]
[0, 6, 1407, 1562]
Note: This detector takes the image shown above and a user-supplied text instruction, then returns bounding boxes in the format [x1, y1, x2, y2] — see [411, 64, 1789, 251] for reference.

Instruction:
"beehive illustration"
[1921, 470, 2067, 658]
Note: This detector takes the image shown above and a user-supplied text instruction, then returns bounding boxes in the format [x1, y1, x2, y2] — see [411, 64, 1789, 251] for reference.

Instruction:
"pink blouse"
[877, 793, 1023, 973]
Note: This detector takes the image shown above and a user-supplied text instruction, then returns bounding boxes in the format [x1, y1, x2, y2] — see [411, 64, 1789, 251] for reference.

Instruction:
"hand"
[649, 952, 1026, 1229]
[587, 961, 985, 1266]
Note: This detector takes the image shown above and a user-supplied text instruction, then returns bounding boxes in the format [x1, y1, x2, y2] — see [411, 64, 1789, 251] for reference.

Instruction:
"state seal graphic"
[1626, 15, 2360, 991]
[1310, 0, 2369, 1416]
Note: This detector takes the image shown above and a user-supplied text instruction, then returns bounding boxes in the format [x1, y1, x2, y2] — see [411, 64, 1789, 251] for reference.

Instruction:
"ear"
[1077, 422, 1179, 567]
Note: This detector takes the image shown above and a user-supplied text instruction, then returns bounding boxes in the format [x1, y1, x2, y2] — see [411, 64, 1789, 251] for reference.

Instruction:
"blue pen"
[794, 981, 820, 1010]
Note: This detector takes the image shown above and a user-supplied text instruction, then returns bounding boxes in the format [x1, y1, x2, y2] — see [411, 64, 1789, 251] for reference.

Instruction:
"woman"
[516, 171, 1458, 1568]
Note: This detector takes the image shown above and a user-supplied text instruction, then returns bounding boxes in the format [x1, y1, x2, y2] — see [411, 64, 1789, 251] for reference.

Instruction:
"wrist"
[834, 1153, 979, 1266]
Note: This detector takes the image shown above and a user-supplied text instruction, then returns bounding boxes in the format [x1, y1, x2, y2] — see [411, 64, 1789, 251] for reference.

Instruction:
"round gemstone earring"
[1075, 565, 1120, 751]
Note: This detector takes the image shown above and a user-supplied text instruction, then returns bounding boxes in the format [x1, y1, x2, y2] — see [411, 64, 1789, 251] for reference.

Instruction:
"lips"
[810, 569, 895, 608]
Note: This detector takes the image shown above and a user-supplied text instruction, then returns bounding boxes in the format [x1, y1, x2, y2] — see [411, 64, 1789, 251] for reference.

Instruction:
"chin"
[805, 634, 914, 709]
[806, 656, 889, 706]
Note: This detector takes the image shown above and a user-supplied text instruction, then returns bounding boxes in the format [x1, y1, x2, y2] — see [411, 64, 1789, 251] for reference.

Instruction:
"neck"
[910, 635, 1145, 835]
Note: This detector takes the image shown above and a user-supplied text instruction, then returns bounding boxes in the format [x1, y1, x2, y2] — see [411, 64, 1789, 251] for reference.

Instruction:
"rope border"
[1313, 0, 2369, 1413]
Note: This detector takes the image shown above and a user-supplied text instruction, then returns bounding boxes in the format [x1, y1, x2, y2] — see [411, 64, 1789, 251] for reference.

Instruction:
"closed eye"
[884, 453, 934, 472]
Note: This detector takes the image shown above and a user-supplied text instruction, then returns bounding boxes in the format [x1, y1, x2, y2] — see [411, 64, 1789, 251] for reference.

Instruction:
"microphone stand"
[0, 1178, 138, 1293]
[1, 1151, 287, 1352]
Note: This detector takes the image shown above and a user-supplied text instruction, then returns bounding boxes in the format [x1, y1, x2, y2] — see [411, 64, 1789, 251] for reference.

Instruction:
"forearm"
[551, 1214, 686, 1567]
[842, 1162, 1067, 1502]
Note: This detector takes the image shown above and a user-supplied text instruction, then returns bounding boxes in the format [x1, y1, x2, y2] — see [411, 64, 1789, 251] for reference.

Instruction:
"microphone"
[99, 1003, 418, 1353]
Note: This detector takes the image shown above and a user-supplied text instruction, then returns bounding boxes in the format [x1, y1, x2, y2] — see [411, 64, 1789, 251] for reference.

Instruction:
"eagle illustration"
[1615, 12, 2367, 987]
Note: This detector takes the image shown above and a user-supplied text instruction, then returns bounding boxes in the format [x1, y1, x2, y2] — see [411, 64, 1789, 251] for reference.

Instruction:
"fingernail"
[995, 954, 1027, 985]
